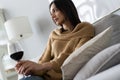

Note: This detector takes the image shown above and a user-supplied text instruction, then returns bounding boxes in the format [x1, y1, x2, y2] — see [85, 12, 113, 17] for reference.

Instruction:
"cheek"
[59, 16, 66, 23]
[52, 12, 66, 25]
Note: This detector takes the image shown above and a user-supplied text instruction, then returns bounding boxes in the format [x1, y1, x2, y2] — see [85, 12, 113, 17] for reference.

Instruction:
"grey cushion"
[86, 64, 120, 80]
[93, 9, 120, 45]
[74, 43, 120, 80]
[95, 44, 120, 74]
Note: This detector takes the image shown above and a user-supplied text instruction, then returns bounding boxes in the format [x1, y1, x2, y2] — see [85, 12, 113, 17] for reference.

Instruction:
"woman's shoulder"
[78, 22, 93, 27]
[76, 22, 95, 34]
[76, 22, 94, 30]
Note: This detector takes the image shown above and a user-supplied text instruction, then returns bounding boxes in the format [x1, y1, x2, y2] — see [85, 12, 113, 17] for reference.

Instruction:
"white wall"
[0, 0, 55, 60]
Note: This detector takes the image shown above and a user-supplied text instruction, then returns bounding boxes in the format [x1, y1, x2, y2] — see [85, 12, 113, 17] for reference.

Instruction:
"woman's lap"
[20, 76, 44, 80]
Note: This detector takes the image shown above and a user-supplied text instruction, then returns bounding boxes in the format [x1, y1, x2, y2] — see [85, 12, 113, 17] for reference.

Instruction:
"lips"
[54, 18, 58, 22]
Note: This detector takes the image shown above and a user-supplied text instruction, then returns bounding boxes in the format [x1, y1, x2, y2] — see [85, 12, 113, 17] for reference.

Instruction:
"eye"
[54, 8, 59, 12]
[50, 8, 59, 15]
[53, 8, 58, 13]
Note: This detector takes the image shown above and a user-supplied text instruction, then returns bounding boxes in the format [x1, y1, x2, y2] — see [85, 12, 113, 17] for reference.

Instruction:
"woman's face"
[50, 3, 66, 26]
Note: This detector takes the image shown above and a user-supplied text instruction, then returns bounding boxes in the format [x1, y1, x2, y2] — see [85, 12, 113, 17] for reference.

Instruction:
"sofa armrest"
[87, 64, 120, 80]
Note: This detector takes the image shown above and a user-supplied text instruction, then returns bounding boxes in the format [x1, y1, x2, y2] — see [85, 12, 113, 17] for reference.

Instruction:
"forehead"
[50, 3, 57, 11]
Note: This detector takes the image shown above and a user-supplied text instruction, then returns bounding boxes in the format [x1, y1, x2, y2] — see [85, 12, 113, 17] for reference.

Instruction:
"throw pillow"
[61, 26, 112, 80]
[74, 43, 120, 80]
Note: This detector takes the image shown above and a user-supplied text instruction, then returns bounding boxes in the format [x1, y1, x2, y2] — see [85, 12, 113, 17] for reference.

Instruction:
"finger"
[15, 64, 22, 73]
[24, 67, 32, 76]
[18, 61, 31, 74]
[16, 61, 25, 67]
[18, 61, 34, 75]
[15, 66, 19, 72]
[15, 61, 25, 73]
[18, 65, 27, 74]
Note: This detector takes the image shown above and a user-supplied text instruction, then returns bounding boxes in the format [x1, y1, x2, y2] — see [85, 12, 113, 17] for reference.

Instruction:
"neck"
[62, 21, 74, 32]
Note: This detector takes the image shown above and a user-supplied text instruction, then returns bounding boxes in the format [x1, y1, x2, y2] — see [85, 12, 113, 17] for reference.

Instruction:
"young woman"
[16, 0, 95, 80]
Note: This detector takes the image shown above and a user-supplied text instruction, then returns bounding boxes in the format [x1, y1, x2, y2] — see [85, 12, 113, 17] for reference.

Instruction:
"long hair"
[49, 0, 81, 28]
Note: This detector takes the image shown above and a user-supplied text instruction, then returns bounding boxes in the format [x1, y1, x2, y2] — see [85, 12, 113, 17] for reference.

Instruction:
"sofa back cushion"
[93, 9, 120, 45]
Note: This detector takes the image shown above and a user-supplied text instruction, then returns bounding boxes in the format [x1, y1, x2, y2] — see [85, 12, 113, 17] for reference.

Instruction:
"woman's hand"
[15, 60, 43, 76]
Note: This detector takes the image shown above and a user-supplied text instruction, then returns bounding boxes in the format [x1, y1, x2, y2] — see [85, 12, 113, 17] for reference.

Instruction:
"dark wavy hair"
[49, 0, 81, 28]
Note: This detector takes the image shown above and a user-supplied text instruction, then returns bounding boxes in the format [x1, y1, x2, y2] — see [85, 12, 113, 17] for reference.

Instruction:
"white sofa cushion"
[93, 11, 120, 45]
[86, 64, 120, 80]
[61, 26, 112, 80]
[95, 44, 120, 74]
[74, 43, 120, 80]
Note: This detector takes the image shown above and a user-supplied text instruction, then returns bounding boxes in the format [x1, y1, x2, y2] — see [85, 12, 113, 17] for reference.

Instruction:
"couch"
[61, 8, 120, 80]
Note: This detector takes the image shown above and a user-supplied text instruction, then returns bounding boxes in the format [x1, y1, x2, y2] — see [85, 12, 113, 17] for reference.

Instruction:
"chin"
[55, 21, 63, 25]
[55, 22, 61, 26]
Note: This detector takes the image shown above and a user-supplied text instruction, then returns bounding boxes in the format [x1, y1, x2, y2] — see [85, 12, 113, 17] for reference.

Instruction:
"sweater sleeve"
[38, 36, 52, 64]
[37, 34, 53, 75]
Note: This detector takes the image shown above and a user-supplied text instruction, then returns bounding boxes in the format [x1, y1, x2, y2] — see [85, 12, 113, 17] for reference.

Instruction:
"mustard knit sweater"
[38, 22, 95, 80]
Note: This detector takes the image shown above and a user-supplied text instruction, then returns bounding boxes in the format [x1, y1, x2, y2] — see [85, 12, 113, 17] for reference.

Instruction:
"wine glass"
[7, 41, 26, 78]
[7, 41, 24, 61]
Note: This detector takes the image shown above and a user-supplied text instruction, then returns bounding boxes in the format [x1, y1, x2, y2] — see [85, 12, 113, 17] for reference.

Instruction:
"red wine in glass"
[7, 41, 24, 61]
[10, 51, 24, 61]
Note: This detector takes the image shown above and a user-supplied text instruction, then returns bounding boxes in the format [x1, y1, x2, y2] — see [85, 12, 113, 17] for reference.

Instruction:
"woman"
[16, 0, 95, 80]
